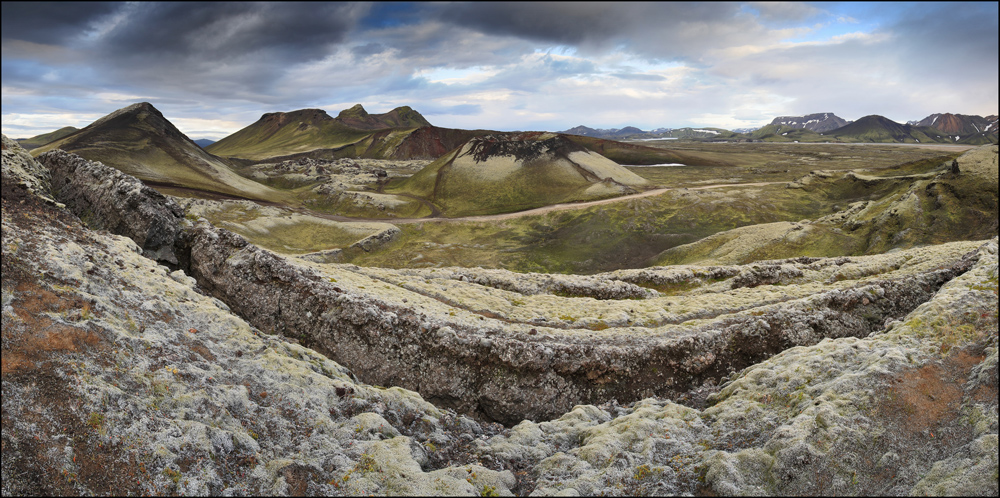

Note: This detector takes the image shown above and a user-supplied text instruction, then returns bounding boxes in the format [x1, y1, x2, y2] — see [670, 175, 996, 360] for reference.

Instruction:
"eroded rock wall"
[180, 216, 982, 425]
[37, 149, 186, 266]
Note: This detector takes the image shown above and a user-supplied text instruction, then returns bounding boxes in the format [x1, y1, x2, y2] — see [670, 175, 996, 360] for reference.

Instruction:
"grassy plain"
[346, 143, 974, 273]
[624, 141, 971, 187]
[169, 141, 982, 274]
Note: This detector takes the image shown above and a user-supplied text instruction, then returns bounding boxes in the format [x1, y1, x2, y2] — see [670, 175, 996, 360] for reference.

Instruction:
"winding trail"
[302, 181, 788, 224]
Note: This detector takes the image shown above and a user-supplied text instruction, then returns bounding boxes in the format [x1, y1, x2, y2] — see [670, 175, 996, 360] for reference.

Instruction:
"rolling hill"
[15, 126, 79, 150]
[389, 132, 650, 216]
[823, 115, 947, 143]
[206, 104, 446, 161]
[30, 102, 288, 202]
[334, 103, 431, 130]
[207, 104, 718, 167]
[750, 124, 828, 142]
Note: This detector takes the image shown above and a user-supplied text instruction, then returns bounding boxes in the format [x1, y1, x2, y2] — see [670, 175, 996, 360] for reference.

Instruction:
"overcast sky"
[2, 1, 997, 140]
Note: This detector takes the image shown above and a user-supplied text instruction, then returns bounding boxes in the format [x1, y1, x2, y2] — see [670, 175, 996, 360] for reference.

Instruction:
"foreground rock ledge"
[183, 222, 983, 424]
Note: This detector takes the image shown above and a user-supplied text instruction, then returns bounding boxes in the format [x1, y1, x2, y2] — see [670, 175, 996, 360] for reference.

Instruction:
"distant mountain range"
[559, 125, 740, 141]
[560, 112, 998, 145]
[769, 113, 850, 132]
[204, 105, 486, 162]
[18, 104, 998, 207]
[22, 102, 708, 207]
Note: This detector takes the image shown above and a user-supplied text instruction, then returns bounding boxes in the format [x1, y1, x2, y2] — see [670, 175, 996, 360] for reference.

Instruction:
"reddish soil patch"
[878, 349, 986, 435]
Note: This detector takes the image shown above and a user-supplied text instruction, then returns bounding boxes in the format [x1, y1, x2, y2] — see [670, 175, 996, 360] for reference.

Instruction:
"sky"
[2, 1, 998, 140]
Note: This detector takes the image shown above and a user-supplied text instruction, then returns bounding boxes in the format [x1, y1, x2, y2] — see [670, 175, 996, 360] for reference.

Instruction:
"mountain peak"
[81, 102, 168, 133]
[769, 113, 849, 132]
[334, 104, 430, 130]
[338, 104, 369, 119]
[913, 112, 994, 136]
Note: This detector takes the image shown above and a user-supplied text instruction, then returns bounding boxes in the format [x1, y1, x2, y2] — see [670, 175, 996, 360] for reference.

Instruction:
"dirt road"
[305, 181, 788, 225]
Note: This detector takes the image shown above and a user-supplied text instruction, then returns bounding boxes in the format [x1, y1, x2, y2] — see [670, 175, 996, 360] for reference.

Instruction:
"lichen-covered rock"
[36, 149, 186, 266]
[181, 212, 986, 425]
[1, 134, 55, 204]
[1, 165, 512, 496]
[474, 238, 998, 496]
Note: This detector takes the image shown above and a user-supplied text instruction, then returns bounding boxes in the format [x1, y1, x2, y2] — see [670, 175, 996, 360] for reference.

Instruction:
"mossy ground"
[388, 140, 644, 217]
[175, 198, 392, 256]
[343, 146, 989, 273]
[624, 142, 964, 187]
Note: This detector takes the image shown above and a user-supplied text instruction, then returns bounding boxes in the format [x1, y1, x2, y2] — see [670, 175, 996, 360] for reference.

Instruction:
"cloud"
[95, 3, 365, 62]
[1, 2, 996, 137]
[612, 73, 667, 81]
[748, 2, 823, 23]
[0, 2, 120, 44]
[417, 103, 482, 116]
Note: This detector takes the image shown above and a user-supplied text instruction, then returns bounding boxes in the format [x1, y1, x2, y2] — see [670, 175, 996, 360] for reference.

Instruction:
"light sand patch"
[450, 143, 521, 182]
[568, 151, 649, 186]
[239, 213, 393, 236]
[343, 191, 414, 209]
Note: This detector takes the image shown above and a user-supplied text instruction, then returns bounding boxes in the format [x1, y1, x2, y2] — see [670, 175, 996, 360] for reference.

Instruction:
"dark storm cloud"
[435, 2, 753, 59]
[0, 2, 120, 44]
[351, 42, 387, 59]
[1, 2, 996, 138]
[97, 2, 363, 63]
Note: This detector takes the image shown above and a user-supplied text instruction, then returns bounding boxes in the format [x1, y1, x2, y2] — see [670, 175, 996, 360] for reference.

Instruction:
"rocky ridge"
[3, 136, 997, 495]
[769, 113, 851, 133]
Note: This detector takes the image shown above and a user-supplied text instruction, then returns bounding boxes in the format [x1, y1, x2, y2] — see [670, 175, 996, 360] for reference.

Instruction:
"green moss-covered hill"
[389, 133, 651, 216]
[823, 115, 947, 143]
[205, 108, 376, 161]
[15, 126, 79, 150]
[30, 103, 289, 203]
[653, 145, 999, 266]
[206, 104, 454, 162]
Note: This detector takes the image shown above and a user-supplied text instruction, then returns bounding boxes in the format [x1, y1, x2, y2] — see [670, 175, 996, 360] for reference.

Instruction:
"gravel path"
[307, 181, 788, 224]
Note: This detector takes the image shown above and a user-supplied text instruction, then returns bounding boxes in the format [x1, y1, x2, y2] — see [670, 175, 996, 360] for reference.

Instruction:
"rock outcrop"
[2, 143, 516, 496]
[182, 221, 986, 426]
[37, 149, 187, 266]
[2, 134, 54, 203]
